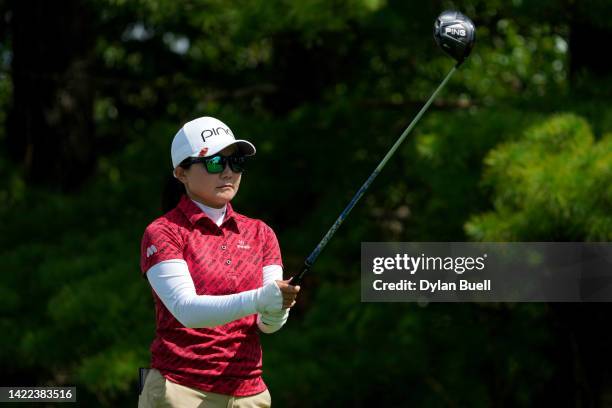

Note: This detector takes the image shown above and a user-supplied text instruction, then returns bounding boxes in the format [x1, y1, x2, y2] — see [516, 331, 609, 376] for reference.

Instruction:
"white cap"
[170, 116, 256, 168]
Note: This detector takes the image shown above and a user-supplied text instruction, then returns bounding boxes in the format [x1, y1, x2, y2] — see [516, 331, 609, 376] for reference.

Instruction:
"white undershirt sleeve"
[263, 264, 283, 285]
[258, 264, 290, 334]
[146, 260, 282, 328]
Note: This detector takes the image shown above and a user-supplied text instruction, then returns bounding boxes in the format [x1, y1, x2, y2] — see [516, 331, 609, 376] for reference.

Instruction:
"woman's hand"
[275, 279, 300, 308]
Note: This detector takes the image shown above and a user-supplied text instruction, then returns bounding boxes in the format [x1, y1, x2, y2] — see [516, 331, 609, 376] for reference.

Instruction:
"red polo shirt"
[140, 195, 283, 396]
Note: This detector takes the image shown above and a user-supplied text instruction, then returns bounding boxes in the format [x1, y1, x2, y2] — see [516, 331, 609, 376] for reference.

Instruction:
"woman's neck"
[191, 199, 227, 226]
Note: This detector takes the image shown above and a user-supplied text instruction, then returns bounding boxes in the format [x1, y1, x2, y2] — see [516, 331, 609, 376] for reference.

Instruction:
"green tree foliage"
[466, 114, 612, 241]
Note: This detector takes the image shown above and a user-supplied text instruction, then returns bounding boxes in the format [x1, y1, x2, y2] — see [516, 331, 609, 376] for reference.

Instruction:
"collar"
[178, 195, 238, 230]
[191, 200, 226, 226]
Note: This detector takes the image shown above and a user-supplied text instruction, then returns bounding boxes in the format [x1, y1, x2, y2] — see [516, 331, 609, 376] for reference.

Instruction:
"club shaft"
[290, 65, 458, 286]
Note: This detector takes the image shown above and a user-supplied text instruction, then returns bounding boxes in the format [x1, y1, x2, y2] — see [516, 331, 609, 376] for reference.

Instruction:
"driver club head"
[433, 10, 476, 65]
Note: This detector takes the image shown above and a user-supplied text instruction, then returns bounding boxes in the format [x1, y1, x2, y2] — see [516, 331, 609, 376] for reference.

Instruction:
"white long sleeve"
[263, 264, 283, 285]
[146, 260, 282, 328]
[259, 265, 290, 334]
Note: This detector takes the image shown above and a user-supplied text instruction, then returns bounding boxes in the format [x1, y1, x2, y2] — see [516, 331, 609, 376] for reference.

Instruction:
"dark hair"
[161, 161, 191, 213]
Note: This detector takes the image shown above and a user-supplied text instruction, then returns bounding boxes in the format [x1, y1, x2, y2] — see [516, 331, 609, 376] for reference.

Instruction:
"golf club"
[289, 10, 476, 286]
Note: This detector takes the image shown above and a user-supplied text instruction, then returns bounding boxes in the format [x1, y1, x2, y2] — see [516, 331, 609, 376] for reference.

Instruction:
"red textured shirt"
[140, 195, 283, 396]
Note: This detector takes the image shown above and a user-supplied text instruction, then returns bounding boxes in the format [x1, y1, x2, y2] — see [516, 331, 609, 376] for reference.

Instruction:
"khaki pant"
[138, 369, 271, 408]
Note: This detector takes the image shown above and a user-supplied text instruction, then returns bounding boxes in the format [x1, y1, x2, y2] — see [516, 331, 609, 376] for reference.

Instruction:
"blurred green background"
[0, 0, 611, 406]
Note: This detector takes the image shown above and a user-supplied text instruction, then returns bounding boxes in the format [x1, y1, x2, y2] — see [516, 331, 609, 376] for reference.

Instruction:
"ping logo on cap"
[201, 127, 233, 141]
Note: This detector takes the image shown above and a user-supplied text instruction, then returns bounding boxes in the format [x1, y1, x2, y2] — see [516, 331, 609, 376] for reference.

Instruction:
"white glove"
[253, 281, 283, 314]
[257, 309, 289, 334]
[261, 308, 289, 325]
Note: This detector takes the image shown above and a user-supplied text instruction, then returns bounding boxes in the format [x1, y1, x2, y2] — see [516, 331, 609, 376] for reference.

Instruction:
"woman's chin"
[216, 191, 236, 202]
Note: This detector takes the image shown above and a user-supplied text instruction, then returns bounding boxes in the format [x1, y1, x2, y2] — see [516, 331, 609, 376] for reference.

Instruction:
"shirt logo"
[237, 240, 250, 250]
[146, 245, 158, 258]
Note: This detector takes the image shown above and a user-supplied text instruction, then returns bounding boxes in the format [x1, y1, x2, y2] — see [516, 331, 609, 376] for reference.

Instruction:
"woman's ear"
[174, 167, 188, 184]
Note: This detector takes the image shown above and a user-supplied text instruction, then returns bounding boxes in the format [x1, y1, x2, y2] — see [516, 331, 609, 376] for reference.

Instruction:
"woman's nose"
[220, 162, 233, 177]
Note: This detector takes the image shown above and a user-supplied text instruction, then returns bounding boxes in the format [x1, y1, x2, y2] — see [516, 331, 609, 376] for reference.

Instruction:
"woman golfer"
[138, 116, 299, 407]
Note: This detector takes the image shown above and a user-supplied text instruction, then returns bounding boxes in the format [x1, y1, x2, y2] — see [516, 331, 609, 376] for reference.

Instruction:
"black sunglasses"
[181, 154, 248, 174]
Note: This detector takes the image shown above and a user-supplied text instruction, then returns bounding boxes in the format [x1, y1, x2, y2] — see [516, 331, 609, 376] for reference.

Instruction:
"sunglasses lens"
[229, 156, 246, 173]
[205, 156, 225, 173]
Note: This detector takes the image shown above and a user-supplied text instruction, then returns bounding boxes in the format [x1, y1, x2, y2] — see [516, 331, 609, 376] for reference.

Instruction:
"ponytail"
[161, 175, 186, 214]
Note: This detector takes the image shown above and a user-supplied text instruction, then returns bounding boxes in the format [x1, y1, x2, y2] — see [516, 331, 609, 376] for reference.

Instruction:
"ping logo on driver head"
[445, 23, 466, 37]
[201, 127, 233, 141]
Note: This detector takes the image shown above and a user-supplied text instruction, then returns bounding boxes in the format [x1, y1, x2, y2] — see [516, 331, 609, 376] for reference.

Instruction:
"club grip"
[289, 263, 311, 287]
